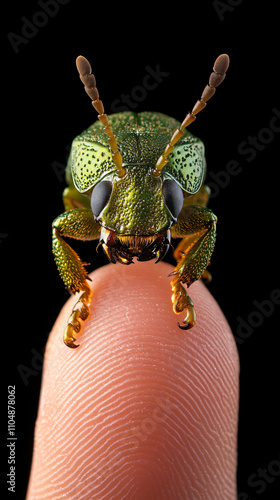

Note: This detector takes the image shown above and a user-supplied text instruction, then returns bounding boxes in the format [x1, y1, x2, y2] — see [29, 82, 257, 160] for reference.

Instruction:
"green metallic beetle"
[52, 54, 230, 348]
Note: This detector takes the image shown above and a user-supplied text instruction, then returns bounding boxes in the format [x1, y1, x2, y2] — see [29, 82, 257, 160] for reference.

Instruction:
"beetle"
[52, 53, 230, 348]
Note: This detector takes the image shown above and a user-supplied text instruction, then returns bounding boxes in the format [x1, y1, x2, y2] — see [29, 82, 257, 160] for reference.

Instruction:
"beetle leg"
[170, 206, 217, 329]
[52, 208, 100, 347]
[182, 184, 211, 209]
[62, 186, 91, 211]
[63, 284, 92, 348]
[170, 274, 197, 329]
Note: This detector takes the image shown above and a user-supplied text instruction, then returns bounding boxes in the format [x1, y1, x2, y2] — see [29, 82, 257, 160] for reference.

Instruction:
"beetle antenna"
[76, 55, 126, 178]
[152, 53, 230, 177]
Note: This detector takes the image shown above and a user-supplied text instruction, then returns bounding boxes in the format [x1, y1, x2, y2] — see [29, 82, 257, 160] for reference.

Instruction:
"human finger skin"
[26, 261, 239, 500]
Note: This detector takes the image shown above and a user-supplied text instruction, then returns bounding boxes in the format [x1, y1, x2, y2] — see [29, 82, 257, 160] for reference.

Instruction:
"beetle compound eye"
[162, 179, 184, 220]
[91, 180, 113, 217]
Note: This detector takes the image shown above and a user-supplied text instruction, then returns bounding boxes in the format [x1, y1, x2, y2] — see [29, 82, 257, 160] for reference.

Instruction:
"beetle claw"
[177, 321, 192, 330]
[177, 305, 196, 330]
[64, 339, 80, 348]
[155, 232, 171, 263]
[168, 270, 179, 277]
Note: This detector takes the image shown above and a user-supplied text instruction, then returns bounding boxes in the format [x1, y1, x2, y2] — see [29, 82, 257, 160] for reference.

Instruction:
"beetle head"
[72, 54, 229, 263]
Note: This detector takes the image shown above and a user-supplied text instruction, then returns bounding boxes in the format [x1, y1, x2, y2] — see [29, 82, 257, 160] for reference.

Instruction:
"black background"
[3, 1, 280, 499]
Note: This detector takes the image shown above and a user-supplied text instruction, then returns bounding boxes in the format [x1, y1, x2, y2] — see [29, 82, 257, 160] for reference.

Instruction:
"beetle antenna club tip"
[76, 55, 126, 178]
[152, 53, 230, 177]
[76, 55, 92, 76]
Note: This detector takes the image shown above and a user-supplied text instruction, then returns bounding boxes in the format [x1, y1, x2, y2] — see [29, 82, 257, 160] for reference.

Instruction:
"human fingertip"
[27, 261, 239, 499]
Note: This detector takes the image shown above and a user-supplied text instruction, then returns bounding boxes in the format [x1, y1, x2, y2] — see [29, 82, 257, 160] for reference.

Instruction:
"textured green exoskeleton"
[52, 54, 230, 347]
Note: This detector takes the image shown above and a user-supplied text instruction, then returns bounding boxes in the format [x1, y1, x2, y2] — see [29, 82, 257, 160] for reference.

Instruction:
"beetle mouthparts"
[98, 228, 171, 265]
